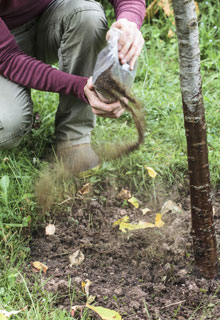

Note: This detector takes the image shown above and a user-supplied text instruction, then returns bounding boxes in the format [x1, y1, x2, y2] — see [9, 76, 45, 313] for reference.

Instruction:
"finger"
[124, 43, 139, 65]
[87, 77, 94, 90]
[97, 109, 124, 119]
[92, 108, 120, 118]
[119, 36, 134, 63]
[118, 28, 137, 61]
[92, 105, 122, 115]
[91, 101, 122, 112]
[130, 48, 142, 70]
[115, 108, 125, 118]
[126, 43, 142, 70]
[106, 29, 111, 41]
[124, 34, 143, 63]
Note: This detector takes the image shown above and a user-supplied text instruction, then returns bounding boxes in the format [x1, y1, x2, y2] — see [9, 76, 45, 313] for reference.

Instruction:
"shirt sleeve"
[0, 18, 88, 102]
[109, 0, 146, 29]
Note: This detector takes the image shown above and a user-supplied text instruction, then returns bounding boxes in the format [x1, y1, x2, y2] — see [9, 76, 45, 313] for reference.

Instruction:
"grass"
[0, 1, 220, 318]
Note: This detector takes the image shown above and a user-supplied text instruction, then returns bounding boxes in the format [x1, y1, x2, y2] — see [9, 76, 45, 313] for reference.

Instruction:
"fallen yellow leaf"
[81, 281, 86, 290]
[32, 261, 48, 273]
[86, 304, 122, 320]
[113, 216, 155, 233]
[82, 279, 92, 297]
[155, 213, 165, 228]
[113, 216, 129, 227]
[128, 196, 139, 208]
[145, 166, 157, 178]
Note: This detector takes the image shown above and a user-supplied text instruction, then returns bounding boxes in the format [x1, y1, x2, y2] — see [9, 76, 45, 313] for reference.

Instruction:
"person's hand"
[106, 18, 144, 70]
[84, 77, 125, 118]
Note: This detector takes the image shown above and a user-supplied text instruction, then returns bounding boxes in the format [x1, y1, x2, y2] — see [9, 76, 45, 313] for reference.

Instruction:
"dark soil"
[29, 187, 220, 320]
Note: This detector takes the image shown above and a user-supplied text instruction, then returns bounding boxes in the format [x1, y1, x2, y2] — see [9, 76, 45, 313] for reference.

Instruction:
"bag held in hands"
[92, 28, 137, 102]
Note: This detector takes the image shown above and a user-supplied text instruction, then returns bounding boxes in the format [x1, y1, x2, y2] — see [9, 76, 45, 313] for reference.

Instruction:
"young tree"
[172, 0, 218, 278]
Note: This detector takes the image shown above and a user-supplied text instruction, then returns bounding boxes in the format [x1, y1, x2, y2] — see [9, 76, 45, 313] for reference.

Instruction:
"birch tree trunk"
[172, 0, 218, 279]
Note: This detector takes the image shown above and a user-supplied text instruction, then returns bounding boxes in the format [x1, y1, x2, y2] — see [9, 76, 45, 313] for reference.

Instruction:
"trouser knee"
[0, 105, 33, 150]
[0, 76, 33, 150]
[79, 5, 108, 46]
[64, 0, 108, 54]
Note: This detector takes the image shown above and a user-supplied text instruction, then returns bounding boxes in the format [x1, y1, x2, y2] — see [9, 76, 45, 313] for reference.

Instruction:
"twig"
[58, 196, 72, 205]
[162, 300, 186, 309]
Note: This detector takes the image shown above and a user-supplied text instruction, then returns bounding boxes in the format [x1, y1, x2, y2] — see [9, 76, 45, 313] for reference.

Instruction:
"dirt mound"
[29, 191, 220, 319]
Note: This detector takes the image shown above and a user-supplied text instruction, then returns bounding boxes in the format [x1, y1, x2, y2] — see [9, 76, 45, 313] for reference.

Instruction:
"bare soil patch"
[29, 188, 220, 319]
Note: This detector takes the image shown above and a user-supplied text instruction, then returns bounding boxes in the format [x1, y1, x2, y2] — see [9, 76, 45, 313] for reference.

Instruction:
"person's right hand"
[84, 77, 125, 118]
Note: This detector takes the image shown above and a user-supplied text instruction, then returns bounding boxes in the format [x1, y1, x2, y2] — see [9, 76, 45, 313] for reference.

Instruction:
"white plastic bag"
[92, 28, 137, 102]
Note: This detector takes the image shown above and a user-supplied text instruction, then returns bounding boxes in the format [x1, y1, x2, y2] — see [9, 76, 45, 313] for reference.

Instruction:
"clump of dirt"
[29, 188, 220, 319]
[94, 66, 146, 161]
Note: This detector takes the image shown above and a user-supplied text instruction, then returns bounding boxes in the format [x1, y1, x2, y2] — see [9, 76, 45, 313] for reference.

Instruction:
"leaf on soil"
[69, 250, 85, 267]
[82, 279, 92, 297]
[116, 188, 131, 200]
[78, 183, 92, 195]
[155, 213, 165, 228]
[32, 261, 48, 273]
[113, 216, 129, 227]
[86, 304, 122, 320]
[144, 166, 157, 178]
[45, 224, 56, 235]
[86, 295, 96, 304]
[141, 207, 151, 215]
[113, 216, 155, 233]
[161, 200, 182, 215]
[0, 307, 27, 319]
[127, 196, 139, 208]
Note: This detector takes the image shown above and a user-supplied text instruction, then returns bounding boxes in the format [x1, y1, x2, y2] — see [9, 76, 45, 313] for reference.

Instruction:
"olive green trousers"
[0, 0, 107, 149]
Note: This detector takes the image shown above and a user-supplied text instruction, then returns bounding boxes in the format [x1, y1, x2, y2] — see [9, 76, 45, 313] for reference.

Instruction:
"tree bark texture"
[172, 0, 218, 279]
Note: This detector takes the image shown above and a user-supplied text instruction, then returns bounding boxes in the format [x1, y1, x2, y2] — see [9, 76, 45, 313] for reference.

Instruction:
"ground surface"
[29, 187, 220, 320]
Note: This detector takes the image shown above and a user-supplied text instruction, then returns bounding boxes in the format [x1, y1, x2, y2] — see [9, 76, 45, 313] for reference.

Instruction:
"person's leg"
[0, 76, 33, 149]
[36, 0, 108, 146]
[0, 21, 36, 150]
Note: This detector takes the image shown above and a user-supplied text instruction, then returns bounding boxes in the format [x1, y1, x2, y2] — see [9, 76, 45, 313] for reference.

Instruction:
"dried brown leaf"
[69, 250, 85, 267]
[116, 188, 131, 200]
[32, 261, 48, 273]
[78, 183, 92, 195]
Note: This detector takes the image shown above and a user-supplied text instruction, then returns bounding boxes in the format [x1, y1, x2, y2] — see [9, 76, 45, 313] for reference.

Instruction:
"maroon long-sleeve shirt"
[0, 0, 146, 102]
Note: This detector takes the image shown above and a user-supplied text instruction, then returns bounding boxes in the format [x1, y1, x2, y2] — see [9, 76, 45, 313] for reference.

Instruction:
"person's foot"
[56, 143, 100, 176]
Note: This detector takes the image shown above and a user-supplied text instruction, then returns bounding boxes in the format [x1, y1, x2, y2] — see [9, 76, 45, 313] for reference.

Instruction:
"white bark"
[173, 0, 201, 113]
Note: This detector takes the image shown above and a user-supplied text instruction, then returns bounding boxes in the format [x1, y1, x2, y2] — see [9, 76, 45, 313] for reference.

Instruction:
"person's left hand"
[106, 18, 144, 70]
